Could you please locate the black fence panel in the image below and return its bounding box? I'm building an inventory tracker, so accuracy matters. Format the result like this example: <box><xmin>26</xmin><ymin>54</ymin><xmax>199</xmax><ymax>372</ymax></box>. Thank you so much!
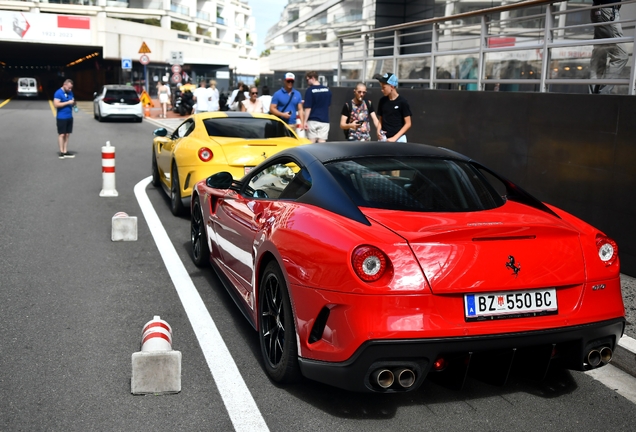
<box><xmin>328</xmin><ymin>87</ymin><xmax>636</xmax><ymax>276</ymax></box>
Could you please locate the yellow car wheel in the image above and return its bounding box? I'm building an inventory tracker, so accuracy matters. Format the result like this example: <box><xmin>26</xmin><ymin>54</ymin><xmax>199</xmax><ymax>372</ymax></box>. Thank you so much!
<box><xmin>170</xmin><ymin>164</ymin><xmax>184</xmax><ymax>216</ymax></box>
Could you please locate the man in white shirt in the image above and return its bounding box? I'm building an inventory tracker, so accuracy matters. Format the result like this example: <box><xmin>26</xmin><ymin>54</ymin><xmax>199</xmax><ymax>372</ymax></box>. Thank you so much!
<box><xmin>193</xmin><ymin>80</ymin><xmax>210</xmax><ymax>114</ymax></box>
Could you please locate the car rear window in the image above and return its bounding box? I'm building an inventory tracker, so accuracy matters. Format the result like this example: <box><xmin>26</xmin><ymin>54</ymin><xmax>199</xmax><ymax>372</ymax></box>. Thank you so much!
<box><xmin>104</xmin><ymin>89</ymin><xmax>140</xmax><ymax>104</ymax></box>
<box><xmin>203</xmin><ymin>117</ymin><xmax>295</xmax><ymax>139</ymax></box>
<box><xmin>326</xmin><ymin>157</ymin><xmax>504</xmax><ymax>212</ymax></box>
<box><xmin>19</xmin><ymin>78</ymin><xmax>36</xmax><ymax>88</ymax></box>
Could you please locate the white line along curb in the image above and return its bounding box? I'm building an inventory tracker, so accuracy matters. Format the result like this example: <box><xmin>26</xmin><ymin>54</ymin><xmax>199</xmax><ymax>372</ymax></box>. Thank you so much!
<box><xmin>134</xmin><ymin>177</ymin><xmax>269</xmax><ymax>432</ymax></box>
<box><xmin>619</xmin><ymin>335</ymin><xmax>636</xmax><ymax>353</ymax></box>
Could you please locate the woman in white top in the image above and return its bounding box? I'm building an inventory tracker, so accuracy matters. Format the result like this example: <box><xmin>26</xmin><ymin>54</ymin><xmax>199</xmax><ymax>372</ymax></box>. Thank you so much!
<box><xmin>259</xmin><ymin>86</ymin><xmax>272</xmax><ymax>114</ymax></box>
<box><xmin>208</xmin><ymin>80</ymin><xmax>220</xmax><ymax>112</ymax></box>
<box><xmin>157</xmin><ymin>81</ymin><xmax>171</xmax><ymax>118</ymax></box>
<box><xmin>240</xmin><ymin>86</ymin><xmax>264</xmax><ymax>113</ymax></box>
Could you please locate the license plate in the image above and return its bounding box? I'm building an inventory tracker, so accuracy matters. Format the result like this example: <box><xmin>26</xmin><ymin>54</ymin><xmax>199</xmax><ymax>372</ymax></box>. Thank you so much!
<box><xmin>464</xmin><ymin>288</ymin><xmax>557</xmax><ymax>321</ymax></box>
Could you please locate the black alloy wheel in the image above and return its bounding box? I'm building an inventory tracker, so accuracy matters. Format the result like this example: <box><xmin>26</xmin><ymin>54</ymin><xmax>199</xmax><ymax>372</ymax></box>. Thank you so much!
<box><xmin>259</xmin><ymin>261</ymin><xmax>301</xmax><ymax>383</ymax></box>
<box><xmin>190</xmin><ymin>197</ymin><xmax>210</xmax><ymax>267</ymax></box>
<box><xmin>170</xmin><ymin>164</ymin><xmax>184</xmax><ymax>216</ymax></box>
<box><xmin>151</xmin><ymin>150</ymin><xmax>160</xmax><ymax>187</ymax></box>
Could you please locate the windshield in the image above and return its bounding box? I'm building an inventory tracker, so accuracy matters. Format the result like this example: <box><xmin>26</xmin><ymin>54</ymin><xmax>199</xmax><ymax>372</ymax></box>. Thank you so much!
<box><xmin>203</xmin><ymin>117</ymin><xmax>295</xmax><ymax>139</ymax></box>
<box><xmin>326</xmin><ymin>157</ymin><xmax>504</xmax><ymax>212</ymax></box>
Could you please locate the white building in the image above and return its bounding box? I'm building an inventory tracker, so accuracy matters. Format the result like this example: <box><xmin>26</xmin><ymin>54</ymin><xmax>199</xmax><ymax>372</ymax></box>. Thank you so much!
<box><xmin>0</xmin><ymin>0</ymin><xmax>259</xmax><ymax>95</ymax></box>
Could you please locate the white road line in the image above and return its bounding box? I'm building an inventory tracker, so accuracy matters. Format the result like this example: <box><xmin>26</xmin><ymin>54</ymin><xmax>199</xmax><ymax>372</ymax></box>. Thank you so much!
<box><xmin>134</xmin><ymin>176</ymin><xmax>269</xmax><ymax>432</ymax></box>
<box><xmin>585</xmin><ymin>364</ymin><xmax>636</xmax><ymax>404</ymax></box>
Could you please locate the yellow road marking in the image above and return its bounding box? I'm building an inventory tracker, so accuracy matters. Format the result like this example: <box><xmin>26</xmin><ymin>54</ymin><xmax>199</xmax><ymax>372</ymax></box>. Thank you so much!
<box><xmin>48</xmin><ymin>99</ymin><xmax>56</xmax><ymax>117</ymax></box>
<box><xmin>0</xmin><ymin>97</ymin><xmax>12</xmax><ymax>108</ymax></box>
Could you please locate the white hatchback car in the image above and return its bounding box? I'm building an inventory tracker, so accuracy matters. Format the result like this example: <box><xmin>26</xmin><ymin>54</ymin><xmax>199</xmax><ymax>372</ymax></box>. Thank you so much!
<box><xmin>93</xmin><ymin>85</ymin><xmax>143</xmax><ymax>122</ymax></box>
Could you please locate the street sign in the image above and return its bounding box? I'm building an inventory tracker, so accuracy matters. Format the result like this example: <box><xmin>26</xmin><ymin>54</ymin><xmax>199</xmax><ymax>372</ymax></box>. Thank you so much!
<box><xmin>171</xmin><ymin>64</ymin><xmax>182</xmax><ymax>74</ymax></box>
<box><xmin>139</xmin><ymin>42</ymin><xmax>151</xmax><ymax>54</ymax></box>
<box><xmin>121</xmin><ymin>58</ymin><xmax>132</xmax><ymax>70</ymax></box>
<box><xmin>170</xmin><ymin>51</ymin><xmax>184</xmax><ymax>65</ymax></box>
<box><xmin>139</xmin><ymin>54</ymin><xmax>150</xmax><ymax>65</ymax></box>
<box><xmin>171</xmin><ymin>73</ymin><xmax>182</xmax><ymax>84</ymax></box>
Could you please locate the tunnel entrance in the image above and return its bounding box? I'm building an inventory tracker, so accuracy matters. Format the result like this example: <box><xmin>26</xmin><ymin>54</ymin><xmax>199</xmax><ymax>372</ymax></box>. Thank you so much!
<box><xmin>0</xmin><ymin>41</ymin><xmax>110</xmax><ymax>100</ymax></box>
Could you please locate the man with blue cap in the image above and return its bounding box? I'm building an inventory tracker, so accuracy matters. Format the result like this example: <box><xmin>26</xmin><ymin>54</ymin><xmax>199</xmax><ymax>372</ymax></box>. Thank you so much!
<box><xmin>374</xmin><ymin>72</ymin><xmax>411</xmax><ymax>142</ymax></box>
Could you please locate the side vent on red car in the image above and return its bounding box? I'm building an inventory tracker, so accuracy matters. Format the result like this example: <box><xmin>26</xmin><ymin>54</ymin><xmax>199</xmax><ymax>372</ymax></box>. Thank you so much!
<box><xmin>308</xmin><ymin>307</ymin><xmax>331</xmax><ymax>344</ymax></box>
<box><xmin>596</xmin><ymin>234</ymin><xmax>618</xmax><ymax>266</ymax></box>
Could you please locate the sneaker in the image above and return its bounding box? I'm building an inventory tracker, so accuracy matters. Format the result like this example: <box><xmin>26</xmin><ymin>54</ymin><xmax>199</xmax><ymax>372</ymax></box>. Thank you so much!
<box><xmin>63</xmin><ymin>152</ymin><xmax>75</xmax><ymax>159</ymax></box>
<box><xmin>59</xmin><ymin>152</ymin><xmax>65</xmax><ymax>159</ymax></box>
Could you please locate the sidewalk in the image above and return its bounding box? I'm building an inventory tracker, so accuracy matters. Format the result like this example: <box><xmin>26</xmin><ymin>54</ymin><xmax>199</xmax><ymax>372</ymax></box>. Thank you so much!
<box><xmin>144</xmin><ymin>97</ymin><xmax>188</xmax><ymax>131</ymax></box>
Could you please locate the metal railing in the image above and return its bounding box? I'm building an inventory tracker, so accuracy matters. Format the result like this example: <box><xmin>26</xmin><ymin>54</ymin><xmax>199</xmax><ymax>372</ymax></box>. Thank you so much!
<box><xmin>338</xmin><ymin>0</ymin><xmax>636</xmax><ymax>95</ymax></box>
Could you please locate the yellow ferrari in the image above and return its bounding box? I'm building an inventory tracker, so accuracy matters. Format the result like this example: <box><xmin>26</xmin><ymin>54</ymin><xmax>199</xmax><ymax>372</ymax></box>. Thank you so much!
<box><xmin>151</xmin><ymin>112</ymin><xmax>310</xmax><ymax>215</ymax></box>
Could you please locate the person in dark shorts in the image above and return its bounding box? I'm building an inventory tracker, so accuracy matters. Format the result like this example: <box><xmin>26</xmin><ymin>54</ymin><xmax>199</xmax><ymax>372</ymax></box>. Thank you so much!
<box><xmin>53</xmin><ymin>79</ymin><xmax>76</xmax><ymax>159</ymax></box>
<box><xmin>374</xmin><ymin>72</ymin><xmax>411</xmax><ymax>142</ymax></box>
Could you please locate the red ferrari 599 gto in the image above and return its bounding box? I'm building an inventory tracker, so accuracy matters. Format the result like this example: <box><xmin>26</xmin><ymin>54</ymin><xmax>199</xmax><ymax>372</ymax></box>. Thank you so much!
<box><xmin>190</xmin><ymin>142</ymin><xmax>624</xmax><ymax>393</ymax></box>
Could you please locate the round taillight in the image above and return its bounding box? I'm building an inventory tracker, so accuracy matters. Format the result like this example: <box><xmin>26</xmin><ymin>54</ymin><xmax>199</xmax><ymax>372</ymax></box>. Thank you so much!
<box><xmin>351</xmin><ymin>245</ymin><xmax>388</xmax><ymax>282</ymax></box>
<box><xmin>596</xmin><ymin>234</ymin><xmax>618</xmax><ymax>266</ymax></box>
<box><xmin>198</xmin><ymin>147</ymin><xmax>213</xmax><ymax>162</ymax></box>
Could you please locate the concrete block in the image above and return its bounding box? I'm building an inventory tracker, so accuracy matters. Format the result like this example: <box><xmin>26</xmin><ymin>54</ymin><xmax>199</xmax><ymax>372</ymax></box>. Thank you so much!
<box><xmin>112</xmin><ymin>215</ymin><xmax>138</xmax><ymax>241</ymax></box>
<box><xmin>612</xmin><ymin>335</ymin><xmax>636</xmax><ymax>378</ymax></box>
<box><xmin>131</xmin><ymin>350</ymin><xmax>182</xmax><ymax>395</ymax></box>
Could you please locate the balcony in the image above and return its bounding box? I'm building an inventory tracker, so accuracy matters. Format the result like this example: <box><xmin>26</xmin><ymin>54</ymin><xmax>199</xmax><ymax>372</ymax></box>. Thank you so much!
<box><xmin>170</xmin><ymin>3</ymin><xmax>190</xmax><ymax>16</ymax></box>
<box><xmin>197</xmin><ymin>11</ymin><xmax>210</xmax><ymax>21</ymax></box>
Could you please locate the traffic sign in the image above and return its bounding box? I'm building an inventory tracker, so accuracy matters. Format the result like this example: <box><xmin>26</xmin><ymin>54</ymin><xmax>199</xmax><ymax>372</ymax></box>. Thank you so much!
<box><xmin>139</xmin><ymin>42</ymin><xmax>151</xmax><ymax>54</ymax></box>
<box><xmin>139</xmin><ymin>54</ymin><xmax>150</xmax><ymax>65</ymax></box>
<box><xmin>171</xmin><ymin>64</ymin><xmax>182</xmax><ymax>74</ymax></box>
<box><xmin>171</xmin><ymin>73</ymin><xmax>182</xmax><ymax>84</ymax></box>
<box><xmin>170</xmin><ymin>51</ymin><xmax>184</xmax><ymax>65</ymax></box>
<box><xmin>121</xmin><ymin>58</ymin><xmax>132</xmax><ymax>70</ymax></box>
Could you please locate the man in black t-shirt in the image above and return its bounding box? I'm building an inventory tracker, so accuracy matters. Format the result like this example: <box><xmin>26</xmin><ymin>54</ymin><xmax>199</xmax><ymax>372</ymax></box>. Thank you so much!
<box><xmin>374</xmin><ymin>73</ymin><xmax>411</xmax><ymax>142</ymax></box>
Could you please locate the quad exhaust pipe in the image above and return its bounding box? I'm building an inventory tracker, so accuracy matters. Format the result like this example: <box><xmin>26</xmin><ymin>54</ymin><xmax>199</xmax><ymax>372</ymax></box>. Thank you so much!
<box><xmin>586</xmin><ymin>347</ymin><xmax>613</xmax><ymax>369</ymax></box>
<box><xmin>371</xmin><ymin>367</ymin><xmax>416</xmax><ymax>390</ymax></box>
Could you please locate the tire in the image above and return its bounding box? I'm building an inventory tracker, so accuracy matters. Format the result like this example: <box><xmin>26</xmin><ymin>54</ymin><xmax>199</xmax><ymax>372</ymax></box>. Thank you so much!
<box><xmin>190</xmin><ymin>196</ymin><xmax>210</xmax><ymax>267</ymax></box>
<box><xmin>170</xmin><ymin>164</ymin><xmax>184</xmax><ymax>216</ymax></box>
<box><xmin>97</xmin><ymin>108</ymin><xmax>103</xmax><ymax>122</ymax></box>
<box><xmin>151</xmin><ymin>149</ymin><xmax>160</xmax><ymax>187</ymax></box>
<box><xmin>93</xmin><ymin>109</ymin><xmax>98</xmax><ymax>120</ymax></box>
<box><xmin>259</xmin><ymin>261</ymin><xmax>301</xmax><ymax>384</ymax></box>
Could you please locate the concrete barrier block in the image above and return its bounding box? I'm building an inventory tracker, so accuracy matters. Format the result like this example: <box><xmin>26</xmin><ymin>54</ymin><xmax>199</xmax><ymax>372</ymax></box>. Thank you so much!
<box><xmin>131</xmin><ymin>350</ymin><xmax>182</xmax><ymax>395</ymax></box>
<box><xmin>112</xmin><ymin>215</ymin><xmax>138</xmax><ymax>241</ymax></box>
<box><xmin>612</xmin><ymin>335</ymin><xmax>636</xmax><ymax>378</ymax></box>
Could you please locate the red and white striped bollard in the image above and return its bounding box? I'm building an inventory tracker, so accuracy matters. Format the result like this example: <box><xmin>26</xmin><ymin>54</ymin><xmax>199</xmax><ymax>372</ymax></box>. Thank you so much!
<box><xmin>99</xmin><ymin>141</ymin><xmax>118</xmax><ymax>197</ymax></box>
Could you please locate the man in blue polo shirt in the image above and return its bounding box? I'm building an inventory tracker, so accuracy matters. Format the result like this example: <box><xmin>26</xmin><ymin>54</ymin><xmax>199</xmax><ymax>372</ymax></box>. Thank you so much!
<box><xmin>269</xmin><ymin>72</ymin><xmax>303</xmax><ymax>128</ymax></box>
<box><xmin>53</xmin><ymin>79</ymin><xmax>76</xmax><ymax>159</ymax></box>
<box><xmin>303</xmin><ymin>71</ymin><xmax>332</xmax><ymax>142</ymax></box>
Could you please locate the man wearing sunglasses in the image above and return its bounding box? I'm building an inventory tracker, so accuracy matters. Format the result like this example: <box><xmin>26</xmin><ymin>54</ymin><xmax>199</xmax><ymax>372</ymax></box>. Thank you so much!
<box><xmin>270</xmin><ymin>72</ymin><xmax>304</xmax><ymax>128</ymax></box>
<box><xmin>340</xmin><ymin>83</ymin><xmax>379</xmax><ymax>141</ymax></box>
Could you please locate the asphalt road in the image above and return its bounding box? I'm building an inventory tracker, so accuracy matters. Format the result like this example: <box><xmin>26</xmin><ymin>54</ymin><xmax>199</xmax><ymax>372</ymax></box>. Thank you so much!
<box><xmin>1</xmin><ymin>98</ymin><xmax>636</xmax><ymax>431</ymax></box>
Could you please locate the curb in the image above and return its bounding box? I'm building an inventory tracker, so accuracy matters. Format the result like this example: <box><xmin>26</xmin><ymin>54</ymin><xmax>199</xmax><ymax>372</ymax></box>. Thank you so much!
<box><xmin>612</xmin><ymin>335</ymin><xmax>636</xmax><ymax>377</ymax></box>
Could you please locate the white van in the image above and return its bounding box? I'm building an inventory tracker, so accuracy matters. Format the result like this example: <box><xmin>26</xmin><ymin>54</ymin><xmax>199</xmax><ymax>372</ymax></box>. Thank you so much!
<box><xmin>17</xmin><ymin>77</ymin><xmax>39</xmax><ymax>98</ymax></box>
